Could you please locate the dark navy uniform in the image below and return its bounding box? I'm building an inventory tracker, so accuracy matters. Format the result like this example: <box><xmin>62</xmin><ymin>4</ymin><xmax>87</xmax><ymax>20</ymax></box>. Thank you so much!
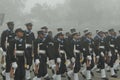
<box><xmin>106</xmin><ymin>35</ymin><xmax>118</xmax><ymax>67</ymax></box>
<box><xmin>81</xmin><ymin>34</ymin><xmax>95</xmax><ymax>80</ymax></box>
<box><xmin>54</xmin><ymin>38</ymin><xmax>67</xmax><ymax>75</ymax></box>
<box><xmin>94</xmin><ymin>32</ymin><xmax>108</xmax><ymax>80</ymax></box>
<box><xmin>34</xmin><ymin>35</ymin><xmax>50</xmax><ymax>79</ymax></box>
<box><xmin>9</xmin><ymin>36</ymin><xmax>26</xmax><ymax>80</ymax></box>
<box><xmin>70</xmin><ymin>39</ymin><xmax>82</xmax><ymax>73</ymax></box>
<box><xmin>105</xmin><ymin>29</ymin><xmax>118</xmax><ymax>78</ymax></box>
<box><xmin>1</xmin><ymin>28</ymin><xmax>15</xmax><ymax>80</ymax></box>
<box><xmin>24</xmin><ymin>30</ymin><xmax>35</xmax><ymax>68</ymax></box>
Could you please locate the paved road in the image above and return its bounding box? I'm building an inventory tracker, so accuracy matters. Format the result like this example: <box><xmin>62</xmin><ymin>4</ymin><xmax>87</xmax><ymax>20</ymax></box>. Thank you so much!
<box><xmin>0</xmin><ymin>57</ymin><xmax>120</xmax><ymax>80</ymax></box>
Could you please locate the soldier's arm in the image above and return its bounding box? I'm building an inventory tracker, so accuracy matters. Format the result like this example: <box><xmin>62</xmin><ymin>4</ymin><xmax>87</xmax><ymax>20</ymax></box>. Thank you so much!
<box><xmin>8</xmin><ymin>39</ymin><xmax>16</xmax><ymax>62</ymax></box>
<box><xmin>1</xmin><ymin>31</ymin><xmax>7</xmax><ymax>51</ymax></box>
<box><xmin>33</xmin><ymin>40</ymin><xmax>39</xmax><ymax>61</ymax></box>
<box><xmin>32</xmin><ymin>32</ymin><xmax>35</xmax><ymax>40</ymax></box>
<box><xmin>54</xmin><ymin>41</ymin><xmax>60</xmax><ymax>58</ymax></box>
<box><xmin>104</xmin><ymin>36</ymin><xmax>110</xmax><ymax>52</ymax></box>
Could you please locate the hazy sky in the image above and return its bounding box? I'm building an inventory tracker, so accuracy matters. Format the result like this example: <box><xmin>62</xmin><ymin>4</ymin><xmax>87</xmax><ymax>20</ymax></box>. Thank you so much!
<box><xmin>22</xmin><ymin>0</ymin><xmax>65</xmax><ymax>13</ymax></box>
<box><xmin>0</xmin><ymin>0</ymin><xmax>120</xmax><ymax>35</ymax></box>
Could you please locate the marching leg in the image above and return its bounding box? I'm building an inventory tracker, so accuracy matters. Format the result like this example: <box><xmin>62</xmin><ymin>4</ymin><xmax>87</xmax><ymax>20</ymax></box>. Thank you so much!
<box><xmin>101</xmin><ymin>69</ymin><xmax>108</xmax><ymax>80</ymax></box>
<box><xmin>86</xmin><ymin>70</ymin><xmax>91</xmax><ymax>80</ymax></box>
<box><xmin>74</xmin><ymin>73</ymin><xmax>79</xmax><ymax>80</ymax></box>
<box><xmin>25</xmin><ymin>69</ymin><xmax>31</xmax><ymax>80</ymax></box>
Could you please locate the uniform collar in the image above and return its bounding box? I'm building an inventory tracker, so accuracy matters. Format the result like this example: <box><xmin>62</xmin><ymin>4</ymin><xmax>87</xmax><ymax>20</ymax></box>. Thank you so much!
<box><xmin>57</xmin><ymin>38</ymin><xmax>64</xmax><ymax>43</ymax></box>
<box><xmin>15</xmin><ymin>36</ymin><xmax>23</xmax><ymax>42</ymax></box>
<box><xmin>26</xmin><ymin>30</ymin><xmax>32</xmax><ymax>34</ymax></box>
<box><xmin>7</xmin><ymin>29</ymin><xmax>13</xmax><ymax>32</ymax></box>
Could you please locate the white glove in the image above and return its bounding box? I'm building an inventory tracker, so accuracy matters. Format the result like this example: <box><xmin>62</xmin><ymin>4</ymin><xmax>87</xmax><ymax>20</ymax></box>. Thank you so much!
<box><xmin>66</xmin><ymin>59</ymin><xmax>71</xmax><ymax>67</ymax></box>
<box><xmin>87</xmin><ymin>56</ymin><xmax>92</xmax><ymax>60</ymax></box>
<box><xmin>115</xmin><ymin>49</ymin><xmax>118</xmax><ymax>53</ymax></box>
<box><xmin>0</xmin><ymin>47</ymin><xmax>3</xmax><ymax>53</ymax></box>
<box><xmin>35</xmin><ymin>59</ymin><xmax>40</xmax><ymax>65</ymax></box>
<box><xmin>101</xmin><ymin>52</ymin><xmax>104</xmax><ymax>57</ymax></box>
<box><xmin>108</xmin><ymin>51</ymin><xmax>112</xmax><ymax>57</ymax></box>
<box><xmin>2</xmin><ymin>51</ymin><xmax>6</xmax><ymax>56</ymax></box>
<box><xmin>96</xmin><ymin>56</ymin><xmax>100</xmax><ymax>59</ymax></box>
<box><xmin>12</xmin><ymin>62</ymin><xmax>18</xmax><ymax>69</ymax></box>
<box><xmin>71</xmin><ymin>57</ymin><xmax>75</xmax><ymax>63</ymax></box>
<box><xmin>57</xmin><ymin>58</ymin><xmax>61</xmax><ymax>63</ymax></box>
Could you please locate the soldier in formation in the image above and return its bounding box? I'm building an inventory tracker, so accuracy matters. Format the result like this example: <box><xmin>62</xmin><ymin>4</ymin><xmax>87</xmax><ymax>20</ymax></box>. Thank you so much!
<box><xmin>0</xmin><ymin>22</ymin><xmax>120</xmax><ymax>80</ymax></box>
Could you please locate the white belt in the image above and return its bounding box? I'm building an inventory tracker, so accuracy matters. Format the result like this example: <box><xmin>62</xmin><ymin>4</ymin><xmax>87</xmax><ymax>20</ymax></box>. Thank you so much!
<box><xmin>74</xmin><ymin>50</ymin><xmax>80</xmax><ymax>53</ymax></box>
<box><xmin>83</xmin><ymin>48</ymin><xmax>86</xmax><ymax>51</ymax></box>
<box><xmin>15</xmin><ymin>50</ymin><xmax>24</xmax><ymax>56</ymax></box>
<box><xmin>26</xmin><ymin>44</ymin><xmax>32</xmax><ymax>48</ymax></box>
<box><xmin>110</xmin><ymin>44</ymin><xmax>115</xmax><ymax>48</ymax></box>
<box><xmin>99</xmin><ymin>46</ymin><xmax>105</xmax><ymax>49</ymax></box>
<box><xmin>38</xmin><ymin>50</ymin><xmax>46</xmax><ymax>54</ymax></box>
<box><xmin>89</xmin><ymin>48</ymin><xmax>92</xmax><ymax>51</ymax></box>
<box><xmin>59</xmin><ymin>50</ymin><xmax>65</xmax><ymax>54</ymax></box>
<box><xmin>6</xmin><ymin>43</ymin><xmax>9</xmax><ymax>47</ymax></box>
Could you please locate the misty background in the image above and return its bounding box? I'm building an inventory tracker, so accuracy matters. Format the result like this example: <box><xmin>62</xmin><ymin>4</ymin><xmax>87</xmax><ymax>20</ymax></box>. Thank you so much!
<box><xmin>0</xmin><ymin>0</ymin><xmax>120</xmax><ymax>36</ymax></box>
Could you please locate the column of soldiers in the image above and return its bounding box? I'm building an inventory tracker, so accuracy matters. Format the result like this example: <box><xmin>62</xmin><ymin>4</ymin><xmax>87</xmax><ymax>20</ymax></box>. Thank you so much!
<box><xmin>0</xmin><ymin>21</ymin><xmax>120</xmax><ymax>80</ymax></box>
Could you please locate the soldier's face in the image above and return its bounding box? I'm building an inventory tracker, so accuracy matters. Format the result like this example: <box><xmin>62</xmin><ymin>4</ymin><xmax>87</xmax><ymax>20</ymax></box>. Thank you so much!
<box><xmin>73</xmin><ymin>34</ymin><xmax>79</xmax><ymax>40</ymax></box>
<box><xmin>39</xmin><ymin>34</ymin><xmax>44</xmax><ymax>38</ymax></box>
<box><xmin>45</xmin><ymin>29</ymin><xmax>48</xmax><ymax>33</ymax></box>
<box><xmin>59</xmin><ymin>35</ymin><xmax>64</xmax><ymax>39</ymax></box>
<box><xmin>109</xmin><ymin>31</ymin><xmax>114</xmax><ymax>35</ymax></box>
<box><xmin>27</xmin><ymin>26</ymin><xmax>32</xmax><ymax>30</ymax></box>
<box><xmin>48</xmin><ymin>32</ymin><xmax>52</xmax><ymax>37</ymax></box>
<box><xmin>87</xmin><ymin>34</ymin><xmax>92</xmax><ymax>39</ymax></box>
<box><xmin>16</xmin><ymin>32</ymin><xmax>24</xmax><ymax>38</ymax></box>
<box><xmin>8</xmin><ymin>24</ymin><xmax>14</xmax><ymax>30</ymax></box>
<box><xmin>99</xmin><ymin>33</ymin><xmax>104</xmax><ymax>37</ymax></box>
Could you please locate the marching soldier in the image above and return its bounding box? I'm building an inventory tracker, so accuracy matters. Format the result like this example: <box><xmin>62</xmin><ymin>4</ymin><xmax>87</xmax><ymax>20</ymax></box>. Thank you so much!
<box><xmin>105</xmin><ymin>29</ymin><xmax>118</xmax><ymax>78</ymax></box>
<box><xmin>81</xmin><ymin>31</ymin><xmax>95</xmax><ymax>80</ymax></box>
<box><xmin>67</xmin><ymin>29</ymin><xmax>82</xmax><ymax>80</ymax></box>
<box><xmin>1</xmin><ymin>22</ymin><xmax>15</xmax><ymax>80</ymax></box>
<box><xmin>8</xmin><ymin>28</ymin><xmax>25</xmax><ymax>80</ymax></box>
<box><xmin>94</xmin><ymin>31</ymin><xmax>108</xmax><ymax>80</ymax></box>
<box><xmin>34</xmin><ymin>30</ymin><xmax>50</xmax><ymax>80</ymax></box>
<box><xmin>117</xmin><ymin>30</ymin><xmax>120</xmax><ymax>55</ymax></box>
<box><xmin>41</xmin><ymin>26</ymin><xmax>57</xmax><ymax>78</ymax></box>
<box><xmin>53</xmin><ymin>30</ymin><xmax>67</xmax><ymax>80</ymax></box>
<box><xmin>24</xmin><ymin>23</ymin><xmax>35</xmax><ymax>80</ymax></box>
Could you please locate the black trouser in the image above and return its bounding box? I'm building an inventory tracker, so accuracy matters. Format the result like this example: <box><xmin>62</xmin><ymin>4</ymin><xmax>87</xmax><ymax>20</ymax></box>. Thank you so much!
<box><xmin>37</xmin><ymin>54</ymin><xmax>48</xmax><ymax>78</ymax></box>
<box><xmin>14</xmin><ymin>56</ymin><xmax>25</xmax><ymax>80</ymax></box>
<box><xmin>6</xmin><ymin>55</ymin><xmax>12</xmax><ymax>73</ymax></box>
<box><xmin>97</xmin><ymin>50</ymin><xmax>105</xmax><ymax>69</ymax></box>
<box><xmin>98</xmin><ymin>55</ymin><xmax>105</xmax><ymax>69</ymax></box>
<box><xmin>109</xmin><ymin>49</ymin><xmax>117</xmax><ymax>67</ymax></box>
<box><xmin>25</xmin><ymin>47</ymin><xmax>32</xmax><ymax>69</ymax></box>
<box><xmin>74</xmin><ymin>53</ymin><xmax>81</xmax><ymax>73</ymax></box>
<box><xmin>56</xmin><ymin>54</ymin><xmax>67</xmax><ymax>75</ymax></box>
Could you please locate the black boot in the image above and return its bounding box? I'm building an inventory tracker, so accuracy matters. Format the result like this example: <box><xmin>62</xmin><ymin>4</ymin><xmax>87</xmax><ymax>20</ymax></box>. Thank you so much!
<box><xmin>111</xmin><ymin>75</ymin><xmax>117</xmax><ymax>78</ymax></box>
<box><xmin>80</xmin><ymin>72</ymin><xmax>86</xmax><ymax>79</ymax></box>
<box><xmin>91</xmin><ymin>71</ymin><xmax>94</xmax><ymax>77</ymax></box>
<box><xmin>101</xmin><ymin>77</ymin><xmax>109</xmax><ymax>80</ymax></box>
<box><xmin>44</xmin><ymin>76</ymin><xmax>51</xmax><ymax>80</ymax></box>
